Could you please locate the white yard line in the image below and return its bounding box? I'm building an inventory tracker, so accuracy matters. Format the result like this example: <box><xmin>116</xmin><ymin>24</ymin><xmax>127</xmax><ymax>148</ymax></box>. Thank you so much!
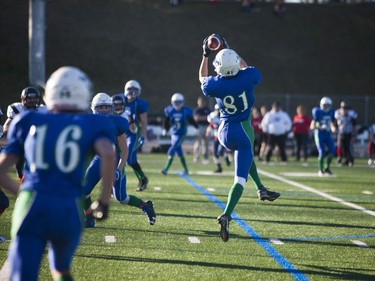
<box><xmin>0</xmin><ymin>258</ymin><xmax>10</xmax><ymax>281</ymax></box>
<box><xmin>258</xmin><ymin>169</ymin><xmax>375</xmax><ymax>217</ymax></box>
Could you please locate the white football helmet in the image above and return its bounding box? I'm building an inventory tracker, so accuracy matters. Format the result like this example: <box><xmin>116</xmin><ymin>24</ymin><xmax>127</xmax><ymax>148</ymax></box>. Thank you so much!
<box><xmin>213</xmin><ymin>49</ymin><xmax>240</xmax><ymax>77</ymax></box>
<box><xmin>171</xmin><ymin>93</ymin><xmax>184</xmax><ymax>110</ymax></box>
<box><xmin>124</xmin><ymin>80</ymin><xmax>141</xmax><ymax>99</ymax></box>
<box><xmin>44</xmin><ymin>66</ymin><xmax>92</xmax><ymax>111</ymax></box>
<box><xmin>91</xmin><ymin>92</ymin><xmax>113</xmax><ymax>115</ymax></box>
<box><xmin>320</xmin><ymin>96</ymin><xmax>332</xmax><ymax>112</ymax></box>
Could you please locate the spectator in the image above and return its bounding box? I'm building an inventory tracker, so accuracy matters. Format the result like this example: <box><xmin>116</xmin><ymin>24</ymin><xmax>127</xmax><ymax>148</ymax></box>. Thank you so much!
<box><xmin>258</xmin><ymin>105</ymin><xmax>269</xmax><ymax>161</ymax></box>
<box><xmin>193</xmin><ymin>96</ymin><xmax>211</xmax><ymax>164</ymax></box>
<box><xmin>334</xmin><ymin>101</ymin><xmax>358</xmax><ymax>166</ymax></box>
<box><xmin>161</xmin><ymin>93</ymin><xmax>198</xmax><ymax>176</ymax></box>
<box><xmin>292</xmin><ymin>105</ymin><xmax>312</xmax><ymax>162</ymax></box>
<box><xmin>368</xmin><ymin>123</ymin><xmax>375</xmax><ymax>166</ymax></box>
<box><xmin>311</xmin><ymin>96</ymin><xmax>336</xmax><ymax>176</ymax></box>
<box><xmin>251</xmin><ymin>107</ymin><xmax>263</xmax><ymax>159</ymax></box>
<box><xmin>261</xmin><ymin>102</ymin><xmax>292</xmax><ymax>163</ymax></box>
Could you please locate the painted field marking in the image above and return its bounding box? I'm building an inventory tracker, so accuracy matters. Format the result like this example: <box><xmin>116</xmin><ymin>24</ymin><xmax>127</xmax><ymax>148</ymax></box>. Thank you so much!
<box><xmin>0</xmin><ymin>259</ymin><xmax>10</xmax><ymax>281</ymax></box>
<box><xmin>105</xmin><ymin>235</ymin><xmax>116</xmax><ymax>243</ymax></box>
<box><xmin>258</xmin><ymin>169</ymin><xmax>375</xmax><ymax>217</ymax></box>
<box><xmin>188</xmin><ymin>237</ymin><xmax>201</xmax><ymax>244</ymax></box>
<box><xmin>362</xmin><ymin>190</ymin><xmax>373</xmax><ymax>195</ymax></box>
<box><xmin>270</xmin><ymin>239</ymin><xmax>285</xmax><ymax>245</ymax></box>
<box><xmin>153</xmin><ymin>186</ymin><xmax>162</xmax><ymax>191</ymax></box>
<box><xmin>351</xmin><ymin>240</ymin><xmax>369</xmax><ymax>247</ymax></box>
<box><xmin>181</xmin><ymin>174</ymin><xmax>309</xmax><ymax>281</ymax></box>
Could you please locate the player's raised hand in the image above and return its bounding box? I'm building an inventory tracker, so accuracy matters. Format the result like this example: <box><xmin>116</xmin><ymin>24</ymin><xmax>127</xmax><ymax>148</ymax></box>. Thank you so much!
<box><xmin>202</xmin><ymin>37</ymin><xmax>213</xmax><ymax>57</ymax></box>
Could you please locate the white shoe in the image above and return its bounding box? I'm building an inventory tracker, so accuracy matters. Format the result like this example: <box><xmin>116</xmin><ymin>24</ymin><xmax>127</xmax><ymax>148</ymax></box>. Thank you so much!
<box><xmin>318</xmin><ymin>171</ymin><xmax>324</xmax><ymax>177</ymax></box>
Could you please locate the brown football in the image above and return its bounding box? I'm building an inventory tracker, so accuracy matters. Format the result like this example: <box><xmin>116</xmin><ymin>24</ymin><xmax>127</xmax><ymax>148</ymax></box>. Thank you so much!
<box><xmin>207</xmin><ymin>35</ymin><xmax>221</xmax><ymax>51</ymax></box>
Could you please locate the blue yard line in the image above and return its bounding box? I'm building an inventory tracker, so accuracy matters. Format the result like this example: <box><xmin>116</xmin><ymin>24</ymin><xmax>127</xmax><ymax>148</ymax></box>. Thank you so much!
<box><xmin>181</xmin><ymin>174</ymin><xmax>310</xmax><ymax>281</ymax></box>
<box><xmin>282</xmin><ymin>233</ymin><xmax>375</xmax><ymax>242</ymax></box>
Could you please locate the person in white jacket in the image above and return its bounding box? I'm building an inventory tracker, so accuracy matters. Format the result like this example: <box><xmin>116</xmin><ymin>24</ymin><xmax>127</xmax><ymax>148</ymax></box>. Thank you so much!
<box><xmin>261</xmin><ymin>102</ymin><xmax>292</xmax><ymax>163</ymax></box>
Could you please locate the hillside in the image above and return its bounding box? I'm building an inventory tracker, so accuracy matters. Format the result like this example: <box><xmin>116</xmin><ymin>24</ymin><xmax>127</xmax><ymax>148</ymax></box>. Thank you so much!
<box><xmin>1</xmin><ymin>0</ymin><xmax>375</xmax><ymax>122</ymax></box>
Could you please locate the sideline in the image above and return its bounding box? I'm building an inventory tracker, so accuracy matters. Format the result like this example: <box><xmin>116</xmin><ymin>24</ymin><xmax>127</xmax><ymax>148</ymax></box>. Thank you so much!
<box><xmin>258</xmin><ymin>169</ymin><xmax>375</xmax><ymax>217</ymax></box>
<box><xmin>181</xmin><ymin>174</ymin><xmax>310</xmax><ymax>281</ymax></box>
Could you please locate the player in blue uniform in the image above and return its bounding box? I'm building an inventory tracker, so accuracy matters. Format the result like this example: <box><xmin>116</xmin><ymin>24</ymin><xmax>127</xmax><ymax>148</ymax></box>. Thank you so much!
<box><xmin>161</xmin><ymin>93</ymin><xmax>198</xmax><ymax>175</ymax></box>
<box><xmin>199</xmin><ymin>43</ymin><xmax>280</xmax><ymax>242</ymax></box>
<box><xmin>311</xmin><ymin>96</ymin><xmax>336</xmax><ymax>176</ymax></box>
<box><xmin>0</xmin><ymin>66</ymin><xmax>116</xmax><ymax>281</ymax></box>
<box><xmin>118</xmin><ymin>80</ymin><xmax>149</xmax><ymax>191</ymax></box>
<box><xmin>83</xmin><ymin>93</ymin><xmax>156</xmax><ymax>227</ymax></box>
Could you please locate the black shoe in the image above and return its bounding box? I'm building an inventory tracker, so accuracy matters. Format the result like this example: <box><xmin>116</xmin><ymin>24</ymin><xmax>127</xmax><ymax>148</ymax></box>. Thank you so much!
<box><xmin>217</xmin><ymin>214</ymin><xmax>231</xmax><ymax>242</ymax></box>
<box><xmin>214</xmin><ymin>168</ymin><xmax>222</xmax><ymax>173</ymax></box>
<box><xmin>136</xmin><ymin>177</ymin><xmax>149</xmax><ymax>191</ymax></box>
<box><xmin>324</xmin><ymin>168</ymin><xmax>333</xmax><ymax>176</ymax></box>
<box><xmin>142</xmin><ymin>201</ymin><xmax>156</xmax><ymax>225</ymax></box>
<box><xmin>225</xmin><ymin>157</ymin><xmax>231</xmax><ymax>167</ymax></box>
<box><xmin>257</xmin><ymin>186</ymin><xmax>280</xmax><ymax>201</ymax></box>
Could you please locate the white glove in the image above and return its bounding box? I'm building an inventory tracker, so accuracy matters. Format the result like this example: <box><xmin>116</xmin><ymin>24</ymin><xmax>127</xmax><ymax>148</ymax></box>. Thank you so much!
<box><xmin>162</xmin><ymin>129</ymin><xmax>167</xmax><ymax>136</ymax></box>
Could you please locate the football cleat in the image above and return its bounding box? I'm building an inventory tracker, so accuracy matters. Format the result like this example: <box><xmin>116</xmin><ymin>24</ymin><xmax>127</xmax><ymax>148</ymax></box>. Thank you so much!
<box><xmin>142</xmin><ymin>201</ymin><xmax>156</xmax><ymax>225</ymax></box>
<box><xmin>324</xmin><ymin>168</ymin><xmax>333</xmax><ymax>176</ymax></box>
<box><xmin>161</xmin><ymin>169</ymin><xmax>168</xmax><ymax>175</ymax></box>
<box><xmin>217</xmin><ymin>214</ymin><xmax>232</xmax><ymax>242</ymax></box>
<box><xmin>136</xmin><ymin>177</ymin><xmax>149</xmax><ymax>192</ymax></box>
<box><xmin>181</xmin><ymin>170</ymin><xmax>189</xmax><ymax>176</ymax></box>
<box><xmin>257</xmin><ymin>186</ymin><xmax>280</xmax><ymax>201</ymax></box>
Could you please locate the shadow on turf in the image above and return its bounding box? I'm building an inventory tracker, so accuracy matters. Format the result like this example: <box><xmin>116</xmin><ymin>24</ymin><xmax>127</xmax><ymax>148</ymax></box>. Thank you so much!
<box><xmin>75</xmin><ymin>253</ymin><xmax>375</xmax><ymax>280</ymax></box>
<box><xmin>247</xmin><ymin>218</ymin><xmax>374</xmax><ymax>230</ymax></box>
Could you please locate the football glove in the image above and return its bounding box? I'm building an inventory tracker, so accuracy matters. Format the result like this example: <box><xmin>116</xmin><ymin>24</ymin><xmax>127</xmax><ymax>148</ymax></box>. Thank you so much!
<box><xmin>202</xmin><ymin>37</ymin><xmax>212</xmax><ymax>57</ymax></box>
<box><xmin>89</xmin><ymin>200</ymin><xmax>109</xmax><ymax>220</ymax></box>
<box><xmin>212</xmin><ymin>33</ymin><xmax>229</xmax><ymax>49</ymax></box>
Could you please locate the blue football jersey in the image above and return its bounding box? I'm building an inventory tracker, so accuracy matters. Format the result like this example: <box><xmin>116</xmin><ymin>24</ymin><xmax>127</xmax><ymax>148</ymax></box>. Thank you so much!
<box><xmin>164</xmin><ymin>105</ymin><xmax>193</xmax><ymax>136</ymax></box>
<box><xmin>201</xmin><ymin>66</ymin><xmax>261</xmax><ymax>123</ymax></box>
<box><xmin>312</xmin><ymin>107</ymin><xmax>335</xmax><ymax>134</ymax></box>
<box><xmin>4</xmin><ymin>111</ymin><xmax>116</xmax><ymax>197</ymax></box>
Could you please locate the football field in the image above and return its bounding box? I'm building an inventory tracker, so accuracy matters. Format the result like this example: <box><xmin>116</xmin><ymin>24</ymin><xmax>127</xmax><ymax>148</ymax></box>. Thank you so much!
<box><xmin>1</xmin><ymin>153</ymin><xmax>374</xmax><ymax>280</ymax></box>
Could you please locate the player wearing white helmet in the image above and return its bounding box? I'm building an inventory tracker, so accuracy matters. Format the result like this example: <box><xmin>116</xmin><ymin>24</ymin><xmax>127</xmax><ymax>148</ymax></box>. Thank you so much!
<box><xmin>311</xmin><ymin>96</ymin><xmax>337</xmax><ymax>176</ymax></box>
<box><xmin>82</xmin><ymin>92</ymin><xmax>156</xmax><ymax>228</ymax></box>
<box><xmin>121</xmin><ymin>80</ymin><xmax>149</xmax><ymax>191</ymax></box>
<box><xmin>161</xmin><ymin>93</ymin><xmax>198</xmax><ymax>176</ymax></box>
<box><xmin>199</xmin><ymin>37</ymin><xmax>280</xmax><ymax>242</ymax></box>
<box><xmin>3</xmin><ymin>87</ymin><xmax>48</xmax><ymax>180</ymax></box>
<box><xmin>0</xmin><ymin>66</ymin><xmax>116</xmax><ymax>280</ymax></box>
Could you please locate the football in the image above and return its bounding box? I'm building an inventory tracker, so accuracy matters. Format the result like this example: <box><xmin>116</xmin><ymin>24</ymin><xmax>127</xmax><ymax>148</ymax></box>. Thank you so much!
<box><xmin>207</xmin><ymin>35</ymin><xmax>221</xmax><ymax>51</ymax></box>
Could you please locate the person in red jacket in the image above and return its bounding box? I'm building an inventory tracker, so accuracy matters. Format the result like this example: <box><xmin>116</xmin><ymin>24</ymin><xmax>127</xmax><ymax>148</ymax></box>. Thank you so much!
<box><xmin>251</xmin><ymin>107</ymin><xmax>263</xmax><ymax>160</ymax></box>
<box><xmin>292</xmin><ymin>105</ymin><xmax>312</xmax><ymax>162</ymax></box>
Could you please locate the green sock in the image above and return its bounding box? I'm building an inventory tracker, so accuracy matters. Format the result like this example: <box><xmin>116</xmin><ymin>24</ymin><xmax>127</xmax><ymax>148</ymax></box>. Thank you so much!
<box><xmin>127</xmin><ymin>195</ymin><xmax>143</xmax><ymax>207</ymax></box>
<box><xmin>224</xmin><ymin>183</ymin><xmax>244</xmax><ymax>215</ymax></box>
<box><xmin>249</xmin><ymin>161</ymin><xmax>263</xmax><ymax>190</ymax></box>
<box><xmin>318</xmin><ymin>157</ymin><xmax>324</xmax><ymax>172</ymax></box>
<box><xmin>326</xmin><ymin>155</ymin><xmax>333</xmax><ymax>169</ymax></box>
<box><xmin>163</xmin><ymin>156</ymin><xmax>174</xmax><ymax>171</ymax></box>
<box><xmin>180</xmin><ymin>156</ymin><xmax>188</xmax><ymax>171</ymax></box>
